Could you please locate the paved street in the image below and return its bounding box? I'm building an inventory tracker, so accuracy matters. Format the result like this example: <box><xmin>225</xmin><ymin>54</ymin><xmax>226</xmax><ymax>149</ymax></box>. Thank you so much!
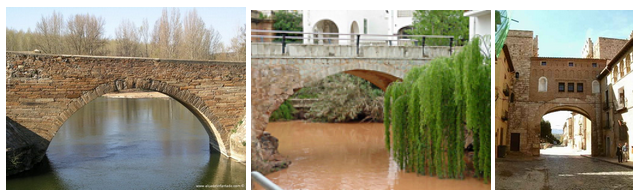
<box><xmin>496</xmin><ymin>146</ymin><xmax>633</xmax><ymax>190</ymax></box>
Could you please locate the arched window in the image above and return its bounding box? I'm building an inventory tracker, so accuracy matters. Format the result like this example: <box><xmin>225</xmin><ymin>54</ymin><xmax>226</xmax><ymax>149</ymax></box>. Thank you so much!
<box><xmin>538</xmin><ymin>77</ymin><xmax>548</xmax><ymax>92</ymax></box>
<box><xmin>592</xmin><ymin>80</ymin><xmax>600</xmax><ymax>94</ymax></box>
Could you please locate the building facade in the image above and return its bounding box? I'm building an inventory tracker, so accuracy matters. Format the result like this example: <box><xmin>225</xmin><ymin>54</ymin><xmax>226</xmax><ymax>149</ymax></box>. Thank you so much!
<box><xmin>504</xmin><ymin>30</ymin><xmax>623</xmax><ymax>156</ymax></box>
<box><xmin>562</xmin><ymin>113</ymin><xmax>592</xmax><ymax>152</ymax></box>
<box><xmin>597</xmin><ymin>36</ymin><xmax>633</xmax><ymax>160</ymax></box>
<box><xmin>302</xmin><ymin>10</ymin><xmax>415</xmax><ymax>45</ymax></box>
<box><xmin>496</xmin><ymin>44</ymin><xmax>515</xmax><ymax>154</ymax></box>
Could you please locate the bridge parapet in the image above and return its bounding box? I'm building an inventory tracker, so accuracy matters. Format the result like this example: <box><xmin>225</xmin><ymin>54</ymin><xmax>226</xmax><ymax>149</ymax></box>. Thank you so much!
<box><xmin>252</xmin><ymin>42</ymin><xmax>460</xmax><ymax>58</ymax></box>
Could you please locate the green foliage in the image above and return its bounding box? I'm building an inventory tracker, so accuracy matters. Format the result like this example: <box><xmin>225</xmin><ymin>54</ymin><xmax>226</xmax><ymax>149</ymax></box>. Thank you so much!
<box><xmin>272</xmin><ymin>11</ymin><xmax>302</xmax><ymax>43</ymax></box>
<box><xmin>385</xmin><ymin>37</ymin><xmax>490</xmax><ymax>182</ymax></box>
<box><xmin>269</xmin><ymin>100</ymin><xmax>296</xmax><ymax>122</ymax></box>
<box><xmin>304</xmin><ymin>73</ymin><xmax>384</xmax><ymax>123</ymax></box>
<box><xmin>540</xmin><ymin>120</ymin><xmax>560</xmax><ymax>144</ymax></box>
<box><xmin>407</xmin><ymin>10</ymin><xmax>469</xmax><ymax>46</ymax></box>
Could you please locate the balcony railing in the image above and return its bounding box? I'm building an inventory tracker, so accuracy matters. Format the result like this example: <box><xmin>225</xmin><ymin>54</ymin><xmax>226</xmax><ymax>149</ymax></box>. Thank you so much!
<box><xmin>501</xmin><ymin>111</ymin><xmax>508</xmax><ymax>122</ymax></box>
<box><xmin>603</xmin><ymin>101</ymin><xmax>610</xmax><ymax>110</ymax></box>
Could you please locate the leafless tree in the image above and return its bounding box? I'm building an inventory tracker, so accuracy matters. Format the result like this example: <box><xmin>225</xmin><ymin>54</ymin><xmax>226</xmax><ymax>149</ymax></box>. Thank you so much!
<box><xmin>228</xmin><ymin>24</ymin><xmax>246</xmax><ymax>61</ymax></box>
<box><xmin>115</xmin><ymin>19</ymin><xmax>141</xmax><ymax>57</ymax></box>
<box><xmin>66</xmin><ymin>13</ymin><xmax>106</xmax><ymax>55</ymax></box>
<box><xmin>35</xmin><ymin>11</ymin><xmax>64</xmax><ymax>53</ymax></box>
<box><xmin>182</xmin><ymin>8</ymin><xmax>222</xmax><ymax>60</ymax></box>
<box><xmin>139</xmin><ymin>18</ymin><xmax>150</xmax><ymax>57</ymax></box>
<box><xmin>151</xmin><ymin>8</ymin><xmax>183</xmax><ymax>59</ymax></box>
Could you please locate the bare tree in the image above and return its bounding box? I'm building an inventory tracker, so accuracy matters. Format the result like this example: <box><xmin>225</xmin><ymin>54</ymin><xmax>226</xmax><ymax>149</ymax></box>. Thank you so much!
<box><xmin>152</xmin><ymin>8</ymin><xmax>182</xmax><ymax>58</ymax></box>
<box><xmin>35</xmin><ymin>11</ymin><xmax>64</xmax><ymax>53</ymax></box>
<box><xmin>115</xmin><ymin>19</ymin><xmax>140</xmax><ymax>57</ymax></box>
<box><xmin>228</xmin><ymin>24</ymin><xmax>246</xmax><ymax>61</ymax></box>
<box><xmin>139</xmin><ymin>18</ymin><xmax>150</xmax><ymax>57</ymax></box>
<box><xmin>182</xmin><ymin>8</ymin><xmax>222</xmax><ymax>60</ymax></box>
<box><xmin>66</xmin><ymin>13</ymin><xmax>106</xmax><ymax>55</ymax></box>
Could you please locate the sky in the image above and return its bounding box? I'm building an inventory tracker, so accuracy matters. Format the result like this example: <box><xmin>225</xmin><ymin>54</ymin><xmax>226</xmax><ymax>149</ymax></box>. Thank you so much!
<box><xmin>5</xmin><ymin>7</ymin><xmax>246</xmax><ymax>46</ymax></box>
<box><xmin>508</xmin><ymin>10</ymin><xmax>633</xmax><ymax>58</ymax></box>
<box><xmin>543</xmin><ymin>111</ymin><xmax>572</xmax><ymax>134</ymax></box>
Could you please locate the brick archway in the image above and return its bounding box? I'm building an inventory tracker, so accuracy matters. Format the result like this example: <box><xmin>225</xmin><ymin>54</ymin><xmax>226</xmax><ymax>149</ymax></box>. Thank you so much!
<box><xmin>528</xmin><ymin>99</ymin><xmax>598</xmax><ymax>155</ymax></box>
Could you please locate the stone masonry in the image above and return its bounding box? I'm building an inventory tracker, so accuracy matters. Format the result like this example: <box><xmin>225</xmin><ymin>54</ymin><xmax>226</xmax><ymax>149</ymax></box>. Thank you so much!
<box><xmin>6</xmin><ymin>52</ymin><xmax>246</xmax><ymax>175</ymax></box>
<box><xmin>250</xmin><ymin>43</ymin><xmax>455</xmax><ymax>173</ymax></box>
<box><xmin>505</xmin><ymin>30</ymin><xmax>624</xmax><ymax>156</ymax></box>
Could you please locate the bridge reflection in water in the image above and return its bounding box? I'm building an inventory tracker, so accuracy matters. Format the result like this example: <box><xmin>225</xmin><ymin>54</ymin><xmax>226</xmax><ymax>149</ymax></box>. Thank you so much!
<box><xmin>259</xmin><ymin>121</ymin><xmax>490</xmax><ymax>190</ymax></box>
<box><xmin>6</xmin><ymin>96</ymin><xmax>245</xmax><ymax>190</ymax></box>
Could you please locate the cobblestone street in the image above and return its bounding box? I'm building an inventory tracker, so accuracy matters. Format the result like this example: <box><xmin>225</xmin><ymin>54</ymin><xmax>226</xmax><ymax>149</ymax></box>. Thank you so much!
<box><xmin>496</xmin><ymin>146</ymin><xmax>633</xmax><ymax>190</ymax></box>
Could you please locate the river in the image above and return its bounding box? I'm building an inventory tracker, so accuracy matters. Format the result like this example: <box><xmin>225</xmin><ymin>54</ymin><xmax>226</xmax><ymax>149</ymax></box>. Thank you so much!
<box><xmin>6</xmin><ymin>96</ymin><xmax>245</xmax><ymax>190</ymax></box>
<box><xmin>261</xmin><ymin>121</ymin><xmax>490</xmax><ymax>190</ymax></box>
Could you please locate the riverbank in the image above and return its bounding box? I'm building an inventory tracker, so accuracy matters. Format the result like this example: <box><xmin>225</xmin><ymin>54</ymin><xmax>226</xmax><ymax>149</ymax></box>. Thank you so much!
<box><xmin>102</xmin><ymin>91</ymin><xmax>170</xmax><ymax>99</ymax></box>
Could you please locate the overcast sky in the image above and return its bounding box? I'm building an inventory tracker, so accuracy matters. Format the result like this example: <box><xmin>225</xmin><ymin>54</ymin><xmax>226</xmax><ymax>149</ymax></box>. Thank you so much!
<box><xmin>509</xmin><ymin>10</ymin><xmax>632</xmax><ymax>58</ymax></box>
<box><xmin>5</xmin><ymin>7</ymin><xmax>246</xmax><ymax>46</ymax></box>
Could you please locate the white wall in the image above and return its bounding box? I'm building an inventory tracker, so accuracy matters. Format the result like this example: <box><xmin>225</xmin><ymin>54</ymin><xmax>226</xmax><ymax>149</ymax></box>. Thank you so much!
<box><xmin>303</xmin><ymin>10</ymin><xmax>414</xmax><ymax>45</ymax></box>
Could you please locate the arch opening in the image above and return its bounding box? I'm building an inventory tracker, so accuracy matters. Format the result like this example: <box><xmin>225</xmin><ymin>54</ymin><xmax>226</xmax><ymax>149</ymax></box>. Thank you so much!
<box><xmin>312</xmin><ymin>19</ymin><xmax>339</xmax><ymax>45</ymax></box>
<box><xmin>53</xmin><ymin>79</ymin><xmax>229</xmax><ymax>156</ymax></box>
<box><xmin>539</xmin><ymin>106</ymin><xmax>594</xmax><ymax>156</ymax></box>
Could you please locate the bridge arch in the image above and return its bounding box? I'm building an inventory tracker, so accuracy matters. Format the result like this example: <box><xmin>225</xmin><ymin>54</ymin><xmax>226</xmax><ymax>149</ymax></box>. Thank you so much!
<box><xmin>56</xmin><ymin>79</ymin><xmax>229</xmax><ymax>155</ymax></box>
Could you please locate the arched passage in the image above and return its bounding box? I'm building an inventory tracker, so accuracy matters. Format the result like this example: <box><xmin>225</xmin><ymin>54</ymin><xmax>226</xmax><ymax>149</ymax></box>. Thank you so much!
<box><xmin>55</xmin><ymin>79</ymin><xmax>229</xmax><ymax>156</ymax></box>
<box><xmin>527</xmin><ymin>101</ymin><xmax>598</xmax><ymax>156</ymax></box>
<box><xmin>313</xmin><ymin>19</ymin><xmax>339</xmax><ymax>45</ymax></box>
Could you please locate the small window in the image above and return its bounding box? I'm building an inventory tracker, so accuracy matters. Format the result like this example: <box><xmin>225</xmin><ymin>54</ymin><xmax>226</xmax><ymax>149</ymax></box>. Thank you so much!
<box><xmin>568</xmin><ymin>83</ymin><xmax>574</xmax><ymax>92</ymax></box>
<box><xmin>577</xmin><ymin>83</ymin><xmax>583</xmax><ymax>92</ymax></box>
<box><xmin>592</xmin><ymin>63</ymin><xmax>597</xmax><ymax>68</ymax></box>
<box><xmin>559</xmin><ymin>83</ymin><xmax>565</xmax><ymax>92</ymax></box>
<box><xmin>569</xmin><ymin>62</ymin><xmax>574</xmax><ymax>67</ymax></box>
<box><xmin>541</xmin><ymin>61</ymin><xmax>547</xmax><ymax>66</ymax></box>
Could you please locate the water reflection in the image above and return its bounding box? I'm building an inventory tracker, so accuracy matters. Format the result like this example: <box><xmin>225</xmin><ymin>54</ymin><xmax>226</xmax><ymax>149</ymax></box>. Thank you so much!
<box><xmin>6</xmin><ymin>97</ymin><xmax>245</xmax><ymax>190</ymax></box>
<box><xmin>262</xmin><ymin>121</ymin><xmax>490</xmax><ymax>190</ymax></box>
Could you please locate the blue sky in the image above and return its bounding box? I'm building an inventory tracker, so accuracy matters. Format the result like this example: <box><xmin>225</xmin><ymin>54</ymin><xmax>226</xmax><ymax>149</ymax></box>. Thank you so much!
<box><xmin>509</xmin><ymin>10</ymin><xmax>632</xmax><ymax>58</ymax></box>
<box><xmin>6</xmin><ymin>7</ymin><xmax>246</xmax><ymax>46</ymax></box>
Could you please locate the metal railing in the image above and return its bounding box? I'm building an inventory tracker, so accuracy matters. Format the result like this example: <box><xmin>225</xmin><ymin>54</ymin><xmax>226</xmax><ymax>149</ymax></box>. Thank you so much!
<box><xmin>251</xmin><ymin>171</ymin><xmax>282</xmax><ymax>190</ymax></box>
<box><xmin>251</xmin><ymin>29</ymin><xmax>456</xmax><ymax>56</ymax></box>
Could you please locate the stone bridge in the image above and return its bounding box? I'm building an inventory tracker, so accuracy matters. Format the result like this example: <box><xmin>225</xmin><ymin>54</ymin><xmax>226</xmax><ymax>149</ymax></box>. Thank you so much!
<box><xmin>251</xmin><ymin>43</ymin><xmax>459</xmax><ymax>172</ymax></box>
<box><xmin>6</xmin><ymin>52</ymin><xmax>246</xmax><ymax>175</ymax></box>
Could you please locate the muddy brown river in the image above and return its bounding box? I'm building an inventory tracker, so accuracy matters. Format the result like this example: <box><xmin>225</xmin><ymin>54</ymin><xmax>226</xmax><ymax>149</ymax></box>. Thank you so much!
<box><xmin>262</xmin><ymin>121</ymin><xmax>490</xmax><ymax>190</ymax></box>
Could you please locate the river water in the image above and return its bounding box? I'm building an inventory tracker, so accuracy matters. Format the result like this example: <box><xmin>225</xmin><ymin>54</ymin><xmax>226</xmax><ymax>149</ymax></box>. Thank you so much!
<box><xmin>262</xmin><ymin>121</ymin><xmax>490</xmax><ymax>190</ymax></box>
<box><xmin>6</xmin><ymin>96</ymin><xmax>245</xmax><ymax>190</ymax></box>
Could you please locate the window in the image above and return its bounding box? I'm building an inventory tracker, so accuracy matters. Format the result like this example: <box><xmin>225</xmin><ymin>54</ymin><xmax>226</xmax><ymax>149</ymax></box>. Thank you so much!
<box><xmin>559</xmin><ymin>83</ymin><xmax>565</xmax><ymax>92</ymax></box>
<box><xmin>592</xmin><ymin>80</ymin><xmax>600</xmax><ymax>94</ymax></box>
<box><xmin>538</xmin><ymin>77</ymin><xmax>547</xmax><ymax>92</ymax></box>
<box><xmin>569</xmin><ymin>62</ymin><xmax>574</xmax><ymax>67</ymax></box>
<box><xmin>592</xmin><ymin>63</ymin><xmax>597</xmax><ymax>68</ymax></box>
<box><xmin>541</xmin><ymin>61</ymin><xmax>547</xmax><ymax>66</ymax></box>
<box><xmin>577</xmin><ymin>83</ymin><xmax>583</xmax><ymax>92</ymax></box>
<box><xmin>510</xmin><ymin>93</ymin><xmax>515</xmax><ymax>103</ymax></box>
<box><xmin>619</xmin><ymin>87</ymin><xmax>626</xmax><ymax>108</ymax></box>
<box><xmin>568</xmin><ymin>83</ymin><xmax>574</xmax><ymax>92</ymax></box>
<box><xmin>364</xmin><ymin>19</ymin><xmax>368</xmax><ymax>34</ymax></box>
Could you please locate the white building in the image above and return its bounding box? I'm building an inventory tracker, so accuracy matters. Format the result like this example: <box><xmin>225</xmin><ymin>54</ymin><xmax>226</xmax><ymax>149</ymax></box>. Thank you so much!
<box><xmin>302</xmin><ymin>10</ymin><xmax>414</xmax><ymax>45</ymax></box>
<box><xmin>464</xmin><ymin>10</ymin><xmax>491</xmax><ymax>40</ymax></box>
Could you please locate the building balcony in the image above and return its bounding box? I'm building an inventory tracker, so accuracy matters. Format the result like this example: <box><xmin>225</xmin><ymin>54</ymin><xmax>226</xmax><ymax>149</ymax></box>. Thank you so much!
<box><xmin>502</xmin><ymin>87</ymin><xmax>510</xmax><ymax>97</ymax></box>
<box><xmin>603</xmin><ymin>101</ymin><xmax>610</xmax><ymax>110</ymax></box>
<box><xmin>501</xmin><ymin>111</ymin><xmax>508</xmax><ymax>122</ymax></box>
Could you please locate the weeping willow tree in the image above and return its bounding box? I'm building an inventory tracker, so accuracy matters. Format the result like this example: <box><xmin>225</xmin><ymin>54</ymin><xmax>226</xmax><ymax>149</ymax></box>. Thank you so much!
<box><xmin>384</xmin><ymin>37</ymin><xmax>490</xmax><ymax>183</ymax></box>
